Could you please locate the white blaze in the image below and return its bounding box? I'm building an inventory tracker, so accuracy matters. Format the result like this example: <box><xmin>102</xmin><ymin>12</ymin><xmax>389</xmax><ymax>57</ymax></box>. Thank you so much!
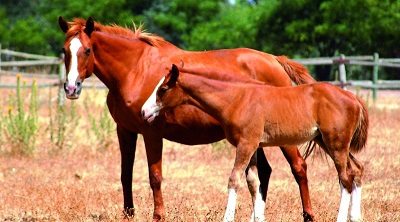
<box><xmin>141</xmin><ymin>76</ymin><xmax>165</xmax><ymax>120</ymax></box>
<box><xmin>67</xmin><ymin>38</ymin><xmax>82</xmax><ymax>87</ymax></box>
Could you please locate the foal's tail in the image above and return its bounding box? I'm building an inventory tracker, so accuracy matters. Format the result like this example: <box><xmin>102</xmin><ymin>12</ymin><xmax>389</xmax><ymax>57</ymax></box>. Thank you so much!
<box><xmin>350</xmin><ymin>97</ymin><xmax>369</xmax><ymax>153</ymax></box>
<box><xmin>275</xmin><ymin>56</ymin><xmax>316</xmax><ymax>85</ymax></box>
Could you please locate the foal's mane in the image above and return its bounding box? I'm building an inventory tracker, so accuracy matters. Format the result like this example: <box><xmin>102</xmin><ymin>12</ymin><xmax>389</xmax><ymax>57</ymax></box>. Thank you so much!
<box><xmin>67</xmin><ymin>18</ymin><xmax>165</xmax><ymax>47</ymax></box>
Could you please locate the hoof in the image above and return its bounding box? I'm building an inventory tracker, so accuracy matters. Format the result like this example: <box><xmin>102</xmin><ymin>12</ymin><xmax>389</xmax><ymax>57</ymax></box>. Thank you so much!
<box><xmin>350</xmin><ymin>216</ymin><xmax>363</xmax><ymax>222</ymax></box>
<box><xmin>302</xmin><ymin>212</ymin><xmax>314</xmax><ymax>222</ymax></box>
<box><xmin>123</xmin><ymin>207</ymin><xmax>135</xmax><ymax>219</ymax></box>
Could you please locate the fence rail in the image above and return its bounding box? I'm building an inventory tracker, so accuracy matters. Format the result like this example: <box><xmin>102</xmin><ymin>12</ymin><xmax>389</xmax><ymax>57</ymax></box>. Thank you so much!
<box><xmin>1</xmin><ymin>46</ymin><xmax>399</xmax><ymax>101</ymax></box>
<box><xmin>295</xmin><ymin>53</ymin><xmax>400</xmax><ymax>100</ymax></box>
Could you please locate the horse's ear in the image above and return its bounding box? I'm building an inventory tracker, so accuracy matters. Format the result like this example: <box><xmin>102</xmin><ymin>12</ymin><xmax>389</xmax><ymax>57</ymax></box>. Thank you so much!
<box><xmin>84</xmin><ymin>16</ymin><xmax>95</xmax><ymax>37</ymax></box>
<box><xmin>58</xmin><ymin>16</ymin><xmax>69</xmax><ymax>33</ymax></box>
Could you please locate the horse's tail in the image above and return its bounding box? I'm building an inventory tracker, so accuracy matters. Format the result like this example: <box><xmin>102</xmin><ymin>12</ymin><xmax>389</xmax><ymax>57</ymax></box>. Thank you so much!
<box><xmin>275</xmin><ymin>56</ymin><xmax>316</xmax><ymax>85</ymax></box>
<box><xmin>350</xmin><ymin>97</ymin><xmax>369</xmax><ymax>153</ymax></box>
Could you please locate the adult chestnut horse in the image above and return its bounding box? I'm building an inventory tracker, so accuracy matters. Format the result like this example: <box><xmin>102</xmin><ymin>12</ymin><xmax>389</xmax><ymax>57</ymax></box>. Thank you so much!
<box><xmin>142</xmin><ymin>64</ymin><xmax>368</xmax><ymax>222</ymax></box>
<box><xmin>58</xmin><ymin>16</ymin><xmax>316</xmax><ymax>221</ymax></box>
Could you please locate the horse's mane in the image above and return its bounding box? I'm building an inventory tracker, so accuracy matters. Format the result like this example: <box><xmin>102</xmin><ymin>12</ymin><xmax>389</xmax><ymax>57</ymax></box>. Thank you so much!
<box><xmin>67</xmin><ymin>18</ymin><xmax>165</xmax><ymax>47</ymax></box>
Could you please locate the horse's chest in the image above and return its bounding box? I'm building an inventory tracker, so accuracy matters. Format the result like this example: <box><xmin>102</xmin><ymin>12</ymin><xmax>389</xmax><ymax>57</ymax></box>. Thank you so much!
<box><xmin>107</xmin><ymin>95</ymin><xmax>141</xmax><ymax>131</ymax></box>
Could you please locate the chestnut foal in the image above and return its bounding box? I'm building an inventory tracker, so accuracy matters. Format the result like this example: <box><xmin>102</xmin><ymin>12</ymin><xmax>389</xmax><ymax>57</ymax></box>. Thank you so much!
<box><xmin>142</xmin><ymin>64</ymin><xmax>368</xmax><ymax>222</ymax></box>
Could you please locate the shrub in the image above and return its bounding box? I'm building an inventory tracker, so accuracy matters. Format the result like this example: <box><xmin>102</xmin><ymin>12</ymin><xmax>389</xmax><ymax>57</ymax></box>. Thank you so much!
<box><xmin>3</xmin><ymin>74</ymin><xmax>39</xmax><ymax>155</ymax></box>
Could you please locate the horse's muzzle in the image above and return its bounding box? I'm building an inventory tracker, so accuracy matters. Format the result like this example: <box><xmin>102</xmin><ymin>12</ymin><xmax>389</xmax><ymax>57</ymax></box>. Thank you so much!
<box><xmin>64</xmin><ymin>81</ymin><xmax>82</xmax><ymax>99</ymax></box>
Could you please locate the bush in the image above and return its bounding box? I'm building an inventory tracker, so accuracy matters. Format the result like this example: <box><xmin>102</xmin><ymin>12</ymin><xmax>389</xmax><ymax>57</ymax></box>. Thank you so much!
<box><xmin>3</xmin><ymin>74</ymin><xmax>39</xmax><ymax>155</ymax></box>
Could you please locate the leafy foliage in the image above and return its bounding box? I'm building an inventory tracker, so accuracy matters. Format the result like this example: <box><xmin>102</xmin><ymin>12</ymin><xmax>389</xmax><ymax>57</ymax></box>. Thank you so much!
<box><xmin>0</xmin><ymin>0</ymin><xmax>399</xmax><ymax>78</ymax></box>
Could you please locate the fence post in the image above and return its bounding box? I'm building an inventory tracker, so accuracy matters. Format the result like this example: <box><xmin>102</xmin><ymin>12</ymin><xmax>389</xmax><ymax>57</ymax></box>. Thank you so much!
<box><xmin>58</xmin><ymin>54</ymin><xmax>65</xmax><ymax>106</ymax></box>
<box><xmin>372</xmin><ymin>53</ymin><xmax>379</xmax><ymax>102</ymax></box>
<box><xmin>339</xmin><ymin>54</ymin><xmax>347</xmax><ymax>89</ymax></box>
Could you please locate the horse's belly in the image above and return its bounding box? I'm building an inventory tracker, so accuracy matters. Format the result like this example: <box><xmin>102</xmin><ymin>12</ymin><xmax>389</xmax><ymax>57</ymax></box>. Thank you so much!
<box><xmin>163</xmin><ymin>105</ymin><xmax>226</xmax><ymax>145</ymax></box>
<box><xmin>259</xmin><ymin>126</ymin><xmax>319</xmax><ymax>147</ymax></box>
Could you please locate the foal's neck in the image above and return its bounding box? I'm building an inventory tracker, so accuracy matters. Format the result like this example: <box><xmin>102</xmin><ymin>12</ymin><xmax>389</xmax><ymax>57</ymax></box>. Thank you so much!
<box><xmin>179</xmin><ymin>74</ymin><xmax>252</xmax><ymax>119</ymax></box>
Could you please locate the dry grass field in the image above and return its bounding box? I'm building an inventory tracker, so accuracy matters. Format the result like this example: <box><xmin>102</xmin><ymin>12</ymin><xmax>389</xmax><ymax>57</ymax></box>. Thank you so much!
<box><xmin>0</xmin><ymin>86</ymin><xmax>399</xmax><ymax>222</ymax></box>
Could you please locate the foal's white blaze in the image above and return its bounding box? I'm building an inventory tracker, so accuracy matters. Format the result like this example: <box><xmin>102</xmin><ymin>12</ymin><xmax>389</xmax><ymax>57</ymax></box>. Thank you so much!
<box><xmin>67</xmin><ymin>38</ymin><xmax>82</xmax><ymax>91</ymax></box>
<box><xmin>141</xmin><ymin>76</ymin><xmax>165</xmax><ymax>122</ymax></box>
<box><xmin>350</xmin><ymin>184</ymin><xmax>362</xmax><ymax>222</ymax></box>
<box><xmin>250</xmin><ymin>187</ymin><xmax>266</xmax><ymax>222</ymax></box>
<box><xmin>223</xmin><ymin>188</ymin><xmax>237</xmax><ymax>222</ymax></box>
<box><xmin>337</xmin><ymin>182</ymin><xmax>351</xmax><ymax>222</ymax></box>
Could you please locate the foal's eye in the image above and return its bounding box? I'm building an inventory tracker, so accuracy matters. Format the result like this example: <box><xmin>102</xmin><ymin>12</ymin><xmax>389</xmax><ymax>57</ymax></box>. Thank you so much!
<box><xmin>84</xmin><ymin>48</ymin><xmax>91</xmax><ymax>55</ymax></box>
<box><xmin>158</xmin><ymin>87</ymin><xmax>168</xmax><ymax>96</ymax></box>
<box><xmin>62</xmin><ymin>48</ymin><xmax>66</xmax><ymax>54</ymax></box>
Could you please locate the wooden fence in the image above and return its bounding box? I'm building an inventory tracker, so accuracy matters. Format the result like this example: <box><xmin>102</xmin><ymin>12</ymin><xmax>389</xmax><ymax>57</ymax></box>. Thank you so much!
<box><xmin>1</xmin><ymin>45</ymin><xmax>399</xmax><ymax>102</ymax></box>
<box><xmin>295</xmin><ymin>53</ymin><xmax>400</xmax><ymax>101</ymax></box>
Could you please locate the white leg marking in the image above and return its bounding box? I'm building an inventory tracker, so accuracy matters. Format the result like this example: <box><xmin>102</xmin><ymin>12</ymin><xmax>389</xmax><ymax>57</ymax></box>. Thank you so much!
<box><xmin>350</xmin><ymin>183</ymin><xmax>363</xmax><ymax>222</ymax></box>
<box><xmin>141</xmin><ymin>76</ymin><xmax>165</xmax><ymax>120</ymax></box>
<box><xmin>68</xmin><ymin>38</ymin><xmax>82</xmax><ymax>88</ymax></box>
<box><xmin>223</xmin><ymin>188</ymin><xmax>237</xmax><ymax>222</ymax></box>
<box><xmin>337</xmin><ymin>182</ymin><xmax>351</xmax><ymax>222</ymax></box>
<box><xmin>249</xmin><ymin>187</ymin><xmax>265</xmax><ymax>222</ymax></box>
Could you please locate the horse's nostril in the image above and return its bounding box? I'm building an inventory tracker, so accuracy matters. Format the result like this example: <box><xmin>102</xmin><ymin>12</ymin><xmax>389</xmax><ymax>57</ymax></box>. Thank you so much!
<box><xmin>141</xmin><ymin>110</ymin><xmax>145</xmax><ymax>117</ymax></box>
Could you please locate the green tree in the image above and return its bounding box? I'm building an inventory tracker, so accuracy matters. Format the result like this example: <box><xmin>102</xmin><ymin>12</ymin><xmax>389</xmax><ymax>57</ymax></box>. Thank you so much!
<box><xmin>184</xmin><ymin>1</ymin><xmax>266</xmax><ymax>50</ymax></box>
<box><xmin>143</xmin><ymin>0</ymin><xmax>225</xmax><ymax>48</ymax></box>
<box><xmin>256</xmin><ymin>0</ymin><xmax>400</xmax><ymax>80</ymax></box>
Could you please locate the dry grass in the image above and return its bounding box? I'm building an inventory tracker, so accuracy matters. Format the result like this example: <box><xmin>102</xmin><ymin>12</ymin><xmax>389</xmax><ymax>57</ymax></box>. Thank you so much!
<box><xmin>0</xmin><ymin>87</ymin><xmax>399</xmax><ymax>221</ymax></box>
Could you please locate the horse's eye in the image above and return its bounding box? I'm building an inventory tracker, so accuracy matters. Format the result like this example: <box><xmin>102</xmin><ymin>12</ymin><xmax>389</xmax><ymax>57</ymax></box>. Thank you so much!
<box><xmin>84</xmin><ymin>48</ymin><xmax>91</xmax><ymax>55</ymax></box>
<box><xmin>62</xmin><ymin>48</ymin><xmax>66</xmax><ymax>54</ymax></box>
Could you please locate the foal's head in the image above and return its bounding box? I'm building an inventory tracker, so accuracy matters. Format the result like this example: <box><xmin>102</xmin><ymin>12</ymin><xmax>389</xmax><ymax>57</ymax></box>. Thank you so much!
<box><xmin>141</xmin><ymin>64</ymin><xmax>185</xmax><ymax>123</ymax></box>
<box><xmin>59</xmin><ymin>16</ymin><xmax>96</xmax><ymax>99</ymax></box>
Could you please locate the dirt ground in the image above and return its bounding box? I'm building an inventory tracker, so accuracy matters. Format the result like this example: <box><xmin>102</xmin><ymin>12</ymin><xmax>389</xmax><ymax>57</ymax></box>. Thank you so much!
<box><xmin>0</xmin><ymin>87</ymin><xmax>399</xmax><ymax>221</ymax></box>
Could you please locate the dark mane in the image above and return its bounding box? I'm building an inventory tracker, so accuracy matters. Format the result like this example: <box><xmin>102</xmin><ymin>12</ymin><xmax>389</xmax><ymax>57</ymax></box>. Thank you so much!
<box><xmin>67</xmin><ymin>18</ymin><xmax>165</xmax><ymax>47</ymax></box>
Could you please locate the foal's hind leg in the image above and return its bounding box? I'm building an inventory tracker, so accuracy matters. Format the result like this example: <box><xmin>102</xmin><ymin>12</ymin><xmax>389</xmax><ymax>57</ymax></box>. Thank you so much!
<box><xmin>349</xmin><ymin>153</ymin><xmax>364</xmax><ymax>222</ymax></box>
<box><xmin>246</xmin><ymin>149</ymin><xmax>265</xmax><ymax>222</ymax></box>
<box><xmin>327</xmin><ymin>147</ymin><xmax>363</xmax><ymax>222</ymax></box>
<box><xmin>280</xmin><ymin>146</ymin><xmax>314</xmax><ymax>221</ymax></box>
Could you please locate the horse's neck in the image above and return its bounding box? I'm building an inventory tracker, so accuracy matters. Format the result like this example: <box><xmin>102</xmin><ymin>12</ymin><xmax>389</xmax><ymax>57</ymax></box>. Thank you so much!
<box><xmin>91</xmin><ymin>32</ymin><xmax>156</xmax><ymax>90</ymax></box>
<box><xmin>179</xmin><ymin>74</ymin><xmax>246</xmax><ymax>120</ymax></box>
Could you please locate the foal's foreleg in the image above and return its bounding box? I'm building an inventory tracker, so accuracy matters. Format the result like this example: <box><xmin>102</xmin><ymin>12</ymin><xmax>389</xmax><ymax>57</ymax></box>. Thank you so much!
<box><xmin>246</xmin><ymin>150</ymin><xmax>265</xmax><ymax>222</ymax></box>
<box><xmin>223</xmin><ymin>142</ymin><xmax>258</xmax><ymax>222</ymax></box>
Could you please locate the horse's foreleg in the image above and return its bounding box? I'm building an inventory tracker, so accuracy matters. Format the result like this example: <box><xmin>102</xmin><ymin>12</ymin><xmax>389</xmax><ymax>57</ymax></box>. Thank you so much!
<box><xmin>280</xmin><ymin>146</ymin><xmax>314</xmax><ymax>221</ymax></box>
<box><xmin>256</xmin><ymin>148</ymin><xmax>271</xmax><ymax>203</ymax></box>
<box><xmin>246</xmin><ymin>150</ymin><xmax>265</xmax><ymax>222</ymax></box>
<box><xmin>117</xmin><ymin>126</ymin><xmax>138</xmax><ymax>218</ymax></box>
<box><xmin>143</xmin><ymin>135</ymin><xmax>165</xmax><ymax>221</ymax></box>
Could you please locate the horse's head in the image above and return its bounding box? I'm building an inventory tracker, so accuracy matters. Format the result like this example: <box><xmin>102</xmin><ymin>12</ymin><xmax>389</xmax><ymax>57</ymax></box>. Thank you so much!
<box><xmin>59</xmin><ymin>16</ymin><xmax>95</xmax><ymax>99</ymax></box>
<box><xmin>141</xmin><ymin>64</ymin><xmax>184</xmax><ymax>123</ymax></box>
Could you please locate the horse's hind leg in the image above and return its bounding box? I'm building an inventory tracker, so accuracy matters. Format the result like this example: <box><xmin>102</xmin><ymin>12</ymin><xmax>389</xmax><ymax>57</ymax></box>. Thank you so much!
<box><xmin>280</xmin><ymin>146</ymin><xmax>314</xmax><ymax>221</ymax></box>
<box><xmin>246</xmin><ymin>149</ymin><xmax>265</xmax><ymax>222</ymax></box>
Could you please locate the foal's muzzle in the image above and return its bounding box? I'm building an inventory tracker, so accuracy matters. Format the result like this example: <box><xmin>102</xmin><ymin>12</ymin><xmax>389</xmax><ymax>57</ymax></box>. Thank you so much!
<box><xmin>64</xmin><ymin>81</ymin><xmax>83</xmax><ymax>99</ymax></box>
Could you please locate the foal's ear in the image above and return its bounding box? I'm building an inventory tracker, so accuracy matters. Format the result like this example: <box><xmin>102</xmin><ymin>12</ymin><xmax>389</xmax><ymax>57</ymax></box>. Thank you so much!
<box><xmin>170</xmin><ymin>64</ymin><xmax>180</xmax><ymax>83</ymax></box>
<box><xmin>58</xmin><ymin>16</ymin><xmax>69</xmax><ymax>33</ymax></box>
<box><xmin>84</xmin><ymin>16</ymin><xmax>95</xmax><ymax>37</ymax></box>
